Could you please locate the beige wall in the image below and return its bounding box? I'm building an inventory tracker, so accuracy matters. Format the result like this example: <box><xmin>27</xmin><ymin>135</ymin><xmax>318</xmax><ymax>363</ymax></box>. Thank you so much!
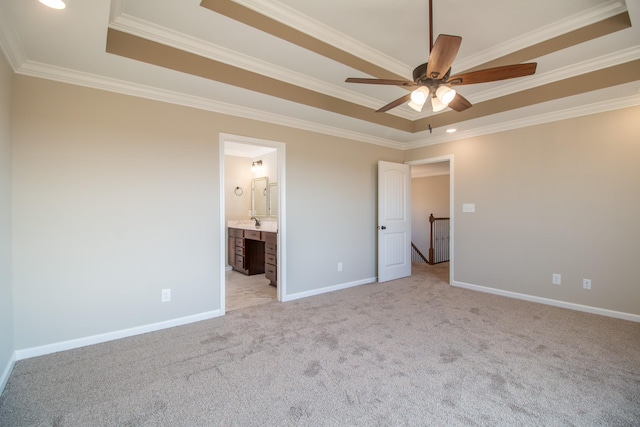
<box><xmin>411</xmin><ymin>174</ymin><xmax>450</xmax><ymax>255</ymax></box>
<box><xmin>11</xmin><ymin>75</ymin><xmax>401</xmax><ymax>350</ymax></box>
<box><xmin>0</xmin><ymin>48</ymin><xmax>14</xmax><ymax>387</ymax></box>
<box><xmin>7</xmin><ymin>70</ymin><xmax>639</xmax><ymax>355</ymax></box>
<box><xmin>405</xmin><ymin>107</ymin><xmax>640</xmax><ymax>315</ymax></box>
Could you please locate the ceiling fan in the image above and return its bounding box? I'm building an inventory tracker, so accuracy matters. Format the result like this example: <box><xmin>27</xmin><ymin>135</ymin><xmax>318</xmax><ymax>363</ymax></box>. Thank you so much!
<box><xmin>345</xmin><ymin>0</ymin><xmax>537</xmax><ymax>114</ymax></box>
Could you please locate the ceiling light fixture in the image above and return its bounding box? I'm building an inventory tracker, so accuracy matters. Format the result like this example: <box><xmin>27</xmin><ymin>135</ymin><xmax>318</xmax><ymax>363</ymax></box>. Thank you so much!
<box><xmin>38</xmin><ymin>0</ymin><xmax>66</xmax><ymax>9</ymax></box>
<box><xmin>408</xmin><ymin>85</ymin><xmax>456</xmax><ymax>113</ymax></box>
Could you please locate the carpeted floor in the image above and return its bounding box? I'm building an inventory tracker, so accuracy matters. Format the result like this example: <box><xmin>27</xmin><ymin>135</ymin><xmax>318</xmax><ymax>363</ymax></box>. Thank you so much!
<box><xmin>1</xmin><ymin>263</ymin><xmax>639</xmax><ymax>426</ymax></box>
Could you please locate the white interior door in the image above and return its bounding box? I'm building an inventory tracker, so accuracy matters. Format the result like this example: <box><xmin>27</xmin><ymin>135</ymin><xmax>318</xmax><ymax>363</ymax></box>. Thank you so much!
<box><xmin>377</xmin><ymin>160</ymin><xmax>411</xmax><ymax>282</ymax></box>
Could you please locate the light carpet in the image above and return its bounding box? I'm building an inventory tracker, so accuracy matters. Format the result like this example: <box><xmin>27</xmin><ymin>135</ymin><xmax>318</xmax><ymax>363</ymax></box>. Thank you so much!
<box><xmin>1</xmin><ymin>263</ymin><xmax>639</xmax><ymax>426</ymax></box>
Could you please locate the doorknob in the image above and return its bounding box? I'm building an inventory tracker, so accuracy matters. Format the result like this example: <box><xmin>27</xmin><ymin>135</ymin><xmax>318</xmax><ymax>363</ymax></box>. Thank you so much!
<box><xmin>378</xmin><ymin>225</ymin><xmax>386</xmax><ymax>230</ymax></box>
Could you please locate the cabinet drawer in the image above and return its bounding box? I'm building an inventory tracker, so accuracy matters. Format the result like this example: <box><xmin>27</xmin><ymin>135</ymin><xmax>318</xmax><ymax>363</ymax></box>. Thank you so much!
<box><xmin>229</xmin><ymin>228</ymin><xmax>243</xmax><ymax>238</ymax></box>
<box><xmin>235</xmin><ymin>246</ymin><xmax>244</xmax><ymax>256</ymax></box>
<box><xmin>244</xmin><ymin>230</ymin><xmax>261</xmax><ymax>240</ymax></box>
<box><xmin>265</xmin><ymin>253</ymin><xmax>276</xmax><ymax>265</ymax></box>
<box><xmin>265</xmin><ymin>243</ymin><xmax>276</xmax><ymax>254</ymax></box>
<box><xmin>263</xmin><ymin>232</ymin><xmax>277</xmax><ymax>244</ymax></box>
<box><xmin>235</xmin><ymin>255</ymin><xmax>244</xmax><ymax>268</ymax></box>
<box><xmin>235</xmin><ymin>237</ymin><xmax>243</xmax><ymax>247</ymax></box>
<box><xmin>265</xmin><ymin>265</ymin><xmax>277</xmax><ymax>281</ymax></box>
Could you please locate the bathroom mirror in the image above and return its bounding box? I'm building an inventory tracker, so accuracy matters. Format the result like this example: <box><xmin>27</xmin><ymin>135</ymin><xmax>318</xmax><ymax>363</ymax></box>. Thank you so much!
<box><xmin>269</xmin><ymin>182</ymin><xmax>278</xmax><ymax>217</ymax></box>
<box><xmin>251</xmin><ymin>177</ymin><xmax>268</xmax><ymax>217</ymax></box>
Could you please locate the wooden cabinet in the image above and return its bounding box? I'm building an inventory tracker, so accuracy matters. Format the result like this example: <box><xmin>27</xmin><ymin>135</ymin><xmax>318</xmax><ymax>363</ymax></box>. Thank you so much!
<box><xmin>228</xmin><ymin>228</ymin><xmax>247</xmax><ymax>273</ymax></box>
<box><xmin>264</xmin><ymin>232</ymin><xmax>277</xmax><ymax>287</ymax></box>
<box><xmin>228</xmin><ymin>228</ymin><xmax>277</xmax><ymax>287</ymax></box>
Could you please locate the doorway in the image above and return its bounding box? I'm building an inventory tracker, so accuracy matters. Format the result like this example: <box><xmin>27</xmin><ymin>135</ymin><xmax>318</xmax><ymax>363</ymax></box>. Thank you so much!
<box><xmin>407</xmin><ymin>155</ymin><xmax>453</xmax><ymax>285</ymax></box>
<box><xmin>219</xmin><ymin>133</ymin><xmax>286</xmax><ymax>314</ymax></box>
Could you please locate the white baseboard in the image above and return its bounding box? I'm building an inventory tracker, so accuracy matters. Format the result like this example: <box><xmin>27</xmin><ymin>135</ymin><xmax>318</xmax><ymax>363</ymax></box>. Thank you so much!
<box><xmin>15</xmin><ymin>309</ymin><xmax>223</xmax><ymax>361</ymax></box>
<box><xmin>0</xmin><ymin>351</ymin><xmax>16</xmax><ymax>396</ymax></box>
<box><xmin>452</xmin><ymin>280</ymin><xmax>640</xmax><ymax>323</ymax></box>
<box><xmin>283</xmin><ymin>277</ymin><xmax>377</xmax><ymax>302</ymax></box>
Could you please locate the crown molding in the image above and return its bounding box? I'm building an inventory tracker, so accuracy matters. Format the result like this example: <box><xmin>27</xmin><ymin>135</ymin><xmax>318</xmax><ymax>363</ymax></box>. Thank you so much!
<box><xmin>0</xmin><ymin>4</ymin><xmax>27</xmax><ymax>71</ymax></box>
<box><xmin>109</xmin><ymin>8</ymin><xmax>640</xmax><ymax>123</ymax></box>
<box><xmin>405</xmin><ymin>92</ymin><xmax>640</xmax><ymax>150</ymax></box>
<box><xmin>232</xmin><ymin>0</ymin><xmax>413</xmax><ymax>78</ymax></box>
<box><xmin>461</xmin><ymin>45</ymin><xmax>640</xmax><ymax>105</ymax></box>
<box><xmin>109</xmin><ymin>13</ymin><xmax>416</xmax><ymax>121</ymax></box>
<box><xmin>453</xmin><ymin>0</ymin><xmax>628</xmax><ymax>71</ymax></box>
<box><xmin>15</xmin><ymin>60</ymin><xmax>640</xmax><ymax>152</ymax></box>
<box><xmin>109</xmin><ymin>0</ymin><xmax>126</xmax><ymax>22</ymax></box>
<box><xmin>16</xmin><ymin>60</ymin><xmax>404</xmax><ymax>150</ymax></box>
<box><xmin>233</xmin><ymin>0</ymin><xmax>626</xmax><ymax>78</ymax></box>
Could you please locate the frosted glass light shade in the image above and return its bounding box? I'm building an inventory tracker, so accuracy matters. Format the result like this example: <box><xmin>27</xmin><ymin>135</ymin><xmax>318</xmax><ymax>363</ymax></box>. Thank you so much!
<box><xmin>410</xmin><ymin>87</ymin><xmax>429</xmax><ymax>105</ymax></box>
<box><xmin>431</xmin><ymin>96</ymin><xmax>447</xmax><ymax>112</ymax></box>
<box><xmin>408</xmin><ymin>101</ymin><xmax>424</xmax><ymax>112</ymax></box>
<box><xmin>436</xmin><ymin>85</ymin><xmax>456</xmax><ymax>105</ymax></box>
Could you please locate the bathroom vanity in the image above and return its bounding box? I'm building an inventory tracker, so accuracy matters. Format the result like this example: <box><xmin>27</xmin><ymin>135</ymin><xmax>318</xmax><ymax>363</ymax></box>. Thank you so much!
<box><xmin>228</xmin><ymin>223</ymin><xmax>277</xmax><ymax>287</ymax></box>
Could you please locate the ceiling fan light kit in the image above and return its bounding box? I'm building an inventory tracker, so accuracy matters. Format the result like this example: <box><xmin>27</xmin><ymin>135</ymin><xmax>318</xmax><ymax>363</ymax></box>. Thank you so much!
<box><xmin>345</xmin><ymin>0</ymin><xmax>537</xmax><ymax>119</ymax></box>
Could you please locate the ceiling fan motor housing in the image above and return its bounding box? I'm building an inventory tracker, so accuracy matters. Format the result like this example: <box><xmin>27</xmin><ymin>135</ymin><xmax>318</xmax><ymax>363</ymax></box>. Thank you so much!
<box><xmin>413</xmin><ymin>63</ymin><xmax>451</xmax><ymax>90</ymax></box>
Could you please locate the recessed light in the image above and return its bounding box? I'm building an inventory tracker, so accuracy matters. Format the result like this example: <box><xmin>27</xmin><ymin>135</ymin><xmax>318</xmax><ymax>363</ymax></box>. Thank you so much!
<box><xmin>446</xmin><ymin>128</ymin><xmax>457</xmax><ymax>133</ymax></box>
<box><xmin>39</xmin><ymin>0</ymin><xmax>66</xmax><ymax>9</ymax></box>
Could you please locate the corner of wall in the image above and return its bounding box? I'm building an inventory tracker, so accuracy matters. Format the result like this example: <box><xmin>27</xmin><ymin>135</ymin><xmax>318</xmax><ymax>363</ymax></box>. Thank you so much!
<box><xmin>0</xmin><ymin>352</ymin><xmax>16</xmax><ymax>396</ymax></box>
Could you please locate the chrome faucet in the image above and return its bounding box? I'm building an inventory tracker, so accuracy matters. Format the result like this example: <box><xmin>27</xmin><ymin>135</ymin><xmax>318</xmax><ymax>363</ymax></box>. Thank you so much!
<box><xmin>250</xmin><ymin>216</ymin><xmax>261</xmax><ymax>226</ymax></box>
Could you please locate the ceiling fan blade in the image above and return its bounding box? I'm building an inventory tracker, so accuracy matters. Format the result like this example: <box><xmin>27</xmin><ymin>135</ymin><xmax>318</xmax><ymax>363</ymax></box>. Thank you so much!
<box><xmin>446</xmin><ymin>63</ymin><xmax>537</xmax><ymax>86</ymax></box>
<box><xmin>376</xmin><ymin>93</ymin><xmax>412</xmax><ymax>113</ymax></box>
<box><xmin>426</xmin><ymin>34</ymin><xmax>462</xmax><ymax>80</ymax></box>
<box><xmin>346</xmin><ymin>77</ymin><xmax>416</xmax><ymax>87</ymax></box>
<box><xmin>448</xmin><ymin>93</ymin><xmax>472</xmax><ymax>112</ymax></box>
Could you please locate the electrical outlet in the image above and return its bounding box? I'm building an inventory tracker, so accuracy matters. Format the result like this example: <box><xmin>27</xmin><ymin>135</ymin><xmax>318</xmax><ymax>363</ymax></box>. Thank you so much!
<box><xmin>161</xmin><ymin>289</ymin><xmax>171</xmax><ymax>302</ymax></box>
<box><xmin>583</xmin><ymin>279</ymin><xmax>592</xmax><ymax>290</ymax></box>
<box><xmin>338</xmin><ymin>262</ymin><xmax>343</xmax><ymax>272</ymax></box>
<box><xmin>552</xmin><ymin>274</ymin><xmax>561</xmax><ymax>285</ymax></box>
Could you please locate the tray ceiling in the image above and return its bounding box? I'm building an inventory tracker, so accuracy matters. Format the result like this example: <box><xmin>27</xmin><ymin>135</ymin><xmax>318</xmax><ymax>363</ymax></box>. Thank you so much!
<box><xmin>1</xmin><ymin>0</ymin><xmax>639</xmax><ymax>149</ymax></box>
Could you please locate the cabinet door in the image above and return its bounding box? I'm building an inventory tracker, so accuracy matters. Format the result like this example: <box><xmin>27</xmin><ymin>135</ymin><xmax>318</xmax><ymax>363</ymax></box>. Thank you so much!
<box><xmin>228</xmin><ymin>237</ymin><xmax>236</xmax><ymax>266</ymax></box>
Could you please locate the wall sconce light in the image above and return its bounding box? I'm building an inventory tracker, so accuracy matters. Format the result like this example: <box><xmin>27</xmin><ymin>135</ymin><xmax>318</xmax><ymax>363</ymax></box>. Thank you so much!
<box><xmin>251</xmin><ymin>160</ymin><xmax>262</xmax><ymax>171</ymax></box>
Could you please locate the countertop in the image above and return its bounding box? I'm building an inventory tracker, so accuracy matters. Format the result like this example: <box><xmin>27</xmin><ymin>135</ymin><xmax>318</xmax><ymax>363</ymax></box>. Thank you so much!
<box><xmin>227</xmin><ymin>220</ymin><xmax>278</xmax><ymax>233</ymax></box>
